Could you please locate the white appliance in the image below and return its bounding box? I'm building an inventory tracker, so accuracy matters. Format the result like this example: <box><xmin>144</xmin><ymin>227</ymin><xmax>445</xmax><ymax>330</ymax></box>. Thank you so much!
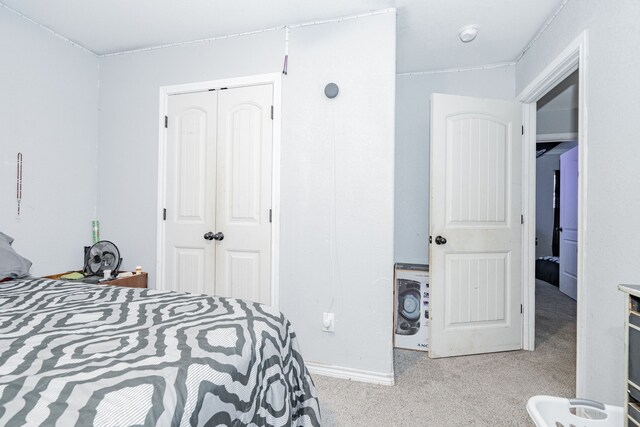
<box><xmin>394</xmin><ymin>263</ymin><xmax>429</xmax><ymax>351</ymax></box>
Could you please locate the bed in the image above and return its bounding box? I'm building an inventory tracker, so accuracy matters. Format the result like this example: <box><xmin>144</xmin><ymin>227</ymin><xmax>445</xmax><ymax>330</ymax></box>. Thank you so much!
<box><xmin>0</xmin><ymin>278</ymin><xmax>321</xmax><ymax>426</ymax></box>
<box><xmin>535</xmin><ymin>256</ymin><xmax>560</xmax><ymax>287</ymax></box>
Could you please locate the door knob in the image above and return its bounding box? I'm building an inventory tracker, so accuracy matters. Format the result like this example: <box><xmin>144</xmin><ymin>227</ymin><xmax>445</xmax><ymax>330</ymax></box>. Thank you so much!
<box><xmin>204</xmin><ymin>232</ymin><xmax>224</xmax><ymax>241</ymax></box>
<box><xmin>435</xmin><ymin>235</ymin><xmax>447</xmax><ymax>245</ymax></box>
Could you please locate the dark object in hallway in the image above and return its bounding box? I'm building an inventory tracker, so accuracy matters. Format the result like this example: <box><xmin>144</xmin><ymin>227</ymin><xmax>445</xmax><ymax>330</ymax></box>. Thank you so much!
<box><xmin>552</xmin><ymin>169</ymin><xmax>561</xmax><ymax>256</ymax></box>
<box><xmin>536</xmin><ymin>256</ymin><xmax>559</xmax><ymax>287</ymax></box>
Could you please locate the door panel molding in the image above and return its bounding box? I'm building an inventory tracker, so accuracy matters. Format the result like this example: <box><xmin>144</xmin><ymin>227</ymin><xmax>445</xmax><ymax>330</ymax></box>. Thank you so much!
<box><xmin>156</xmin><ymin>73</ymin><xmax>282</xmax><ymax>310</ymax></box>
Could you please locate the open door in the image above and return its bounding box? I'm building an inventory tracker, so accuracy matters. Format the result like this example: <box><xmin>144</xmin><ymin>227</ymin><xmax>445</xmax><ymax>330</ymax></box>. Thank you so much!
<box><xmin>429</xmin><ymin>93</ymin><xmax>522</xmax><ymax>358</ymax></box>
<box><xmin>559</xmin><ymin>146</ymin><xmax>578</xmax><ymax>300</ymax></box>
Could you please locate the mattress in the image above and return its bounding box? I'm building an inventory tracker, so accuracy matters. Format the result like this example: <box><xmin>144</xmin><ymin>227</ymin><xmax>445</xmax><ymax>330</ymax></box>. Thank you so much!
<box><xmin>0</xmin><ymin>278</ymin><xmax>320</xmax><ymax>426</ymax></box>
<box><xmin>535</xmin><ymin>256</ymin><xmax>559</xmax><ymax>287</ymax></box>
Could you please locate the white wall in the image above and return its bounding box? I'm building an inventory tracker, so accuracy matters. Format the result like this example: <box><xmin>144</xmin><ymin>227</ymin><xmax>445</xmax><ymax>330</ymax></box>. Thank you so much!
<box><xmin>395</xmin><ymin>67</ymin><xmax>516</xmax><ymax>264</ymax></box>
<box><xmin>280</xmin><ymin>14</ymin><xmax>396</xmax><ymax>375</ymax></box>
<box><xmin>537</xmin><ymin>108</ymin><xmax>578</xmax><ymax>135</ymax></box>
<box><xmin>517</xmin><ymin>0</ymin><xmax>640</xmax><ymax>405</ymax></box>
<box><xmin>98</xmin><ymin>12</ymin><xmax>396</xmax><ymax>376</ymax></box>
<box><xmin>0</xmin><ymin>7</ymin><xmax>99</xmax><ymax>276</ymax></box>
<box><xmin>97</xmin><ymin>31</ymin><xmax>285</xmax><ymax>283</ymax></box>
<box><xmin>536</xmin><ymin>70</ymin><xmax>578</xmax><ymax>136</ymax></box>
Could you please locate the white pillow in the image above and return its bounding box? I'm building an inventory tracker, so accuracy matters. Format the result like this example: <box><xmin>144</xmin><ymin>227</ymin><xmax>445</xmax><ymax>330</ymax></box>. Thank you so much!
<box><xmin>0</xmin><ymin>232</ymin><xmax>32</xmax><ymax>280</ymax></box>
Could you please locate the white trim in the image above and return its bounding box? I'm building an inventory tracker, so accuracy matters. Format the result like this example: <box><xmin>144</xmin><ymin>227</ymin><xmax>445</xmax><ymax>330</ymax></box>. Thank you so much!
<box><xmin>102</xmin><ymin>26</ymin><xmax>283</xmax><ymax>57</ymax></box>
<box><xmin>397</xmin><ymin>61</ymin><xmax>514</xmax><ymax>76</ymax></box>
<box><xmin>270</xmin><ymin>76</ymin><xmax>282</xmax><ymax>309</ymax></box>
<box><xmin>155</xmin><ymin>72</ymin><xmax>283</xmax><ymax>310</ymax></box>
<box><xmin>305</xmin><ymin>362</ymin><xmax>395</xmax><ymax>386</ymax></box>
<box><xmin>0</xmin><ymin>2</ymin><xmax>96</xmax><ymax>55</ymax></box>
<box><xmin>155</xmin><ymin>90</ymin><xmax>168</xmax><ymax>292</ymax></box>
<box><xmin>100</xmin><ymin>8</ymin><xmax>396</xmax><ymax>57</ymax></box>
<box><xmin>514</xmin><ymin>0</ymin><xmax>570</xmax><ymax>63</ymax></box>
<box><xmin>517</xmin><ymin>31</ymin><xmax>589</xmax><ymax>398</ymax></box>
<box><xmin>536</xmin><ymin>132</ymin><xmax>578</xmax><ymax>143</ymax></box>
<box><xmin>2</xmin><ymin>3</ymin><xmax>395</xmax><ymax>58</ymax></box>
<box><xmin>517</xmin><ymin>32</ymin><xmax>584</xmax><ymax>103</ymax></box>
<box><xmin>396</xmin><ymin>0</ymin><xmax>569</xmax><ymax>76</ymax></box>
<box><xmin>521</xmin><ymin>103</ymin><xmax>537</xmax><ymax>351</ymax></box>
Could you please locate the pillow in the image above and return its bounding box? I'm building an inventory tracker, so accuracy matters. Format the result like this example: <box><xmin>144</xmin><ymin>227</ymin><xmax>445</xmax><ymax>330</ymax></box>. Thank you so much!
<box><xmin>0</xmin><ymin>232</ymin><xmax>32</xmax><ymax>280</ymax></box>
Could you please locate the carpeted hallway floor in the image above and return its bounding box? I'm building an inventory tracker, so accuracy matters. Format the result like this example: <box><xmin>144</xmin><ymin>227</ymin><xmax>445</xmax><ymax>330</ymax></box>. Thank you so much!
<box><xmin>313</xmin><ymin>280</ymin><xmax>576</xmax><ymax>426</ymax></box>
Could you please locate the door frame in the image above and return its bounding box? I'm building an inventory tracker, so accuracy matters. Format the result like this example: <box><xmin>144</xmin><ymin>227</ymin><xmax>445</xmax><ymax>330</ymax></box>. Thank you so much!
<box><xmin>155</xmin><ymin>73</ymin><xmax>283</xmax><ymax>309</ymax></box>
<box><xmin>518</xmin><ymin>31</ymin><xmax>588</xmax><ymax>396</ymax></box>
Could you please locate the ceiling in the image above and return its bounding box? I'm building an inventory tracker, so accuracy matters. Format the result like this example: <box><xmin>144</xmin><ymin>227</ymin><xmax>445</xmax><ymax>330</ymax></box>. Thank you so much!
<box><xmin>1</xmin><ymin>0</ymin><xmax>566</xmax><ymax>73</ymax></box>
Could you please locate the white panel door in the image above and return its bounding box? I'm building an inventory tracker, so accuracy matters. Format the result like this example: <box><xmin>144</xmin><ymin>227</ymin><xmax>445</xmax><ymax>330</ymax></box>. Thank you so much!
<box><xmin>429</xmin><ymin>93</ymin><xmax>522</xmax><ymax>358</ymax></box>
<box><xmin>559</xmin><ymin>146</ymin><xmax>578</xmax><ymax>300</ymax></box>
<box><xmin>164</xmin><ymin>91</ymin><xmax>218</xmax><ymax>295</ymax></box>
<box><xmin>215</xmin><ymin>85</ymin><xmax>273</xmax><ymax>305</ymax></box>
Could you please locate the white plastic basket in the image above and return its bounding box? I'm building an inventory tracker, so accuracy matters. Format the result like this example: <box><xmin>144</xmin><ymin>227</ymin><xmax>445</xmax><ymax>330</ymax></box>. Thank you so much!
<box><xmin>527</xmin><ymin>395</ymin><xmax>623</xmax><ymax>427</ymax></box>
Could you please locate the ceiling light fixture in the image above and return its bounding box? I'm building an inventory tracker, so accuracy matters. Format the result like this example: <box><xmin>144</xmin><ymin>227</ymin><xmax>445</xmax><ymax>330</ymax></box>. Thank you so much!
<box><xmin>459</xmin><ymin>25</ymin><xmax>479</xmax><ymax>43</ymax></box>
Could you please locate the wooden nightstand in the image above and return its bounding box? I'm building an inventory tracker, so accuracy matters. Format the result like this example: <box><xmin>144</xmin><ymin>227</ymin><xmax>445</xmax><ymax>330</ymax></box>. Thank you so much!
<box><xmin>44</xmin><ymin>272</ymin><xmax>148</xmax><ymax>289</ymax></box>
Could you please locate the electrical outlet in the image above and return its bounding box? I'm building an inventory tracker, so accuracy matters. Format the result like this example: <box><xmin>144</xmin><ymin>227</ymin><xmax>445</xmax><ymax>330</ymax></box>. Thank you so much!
<box><xmin>322</xmin><ymin>312</ymin><xmax>335</xmax><ymax>332</ymax></box>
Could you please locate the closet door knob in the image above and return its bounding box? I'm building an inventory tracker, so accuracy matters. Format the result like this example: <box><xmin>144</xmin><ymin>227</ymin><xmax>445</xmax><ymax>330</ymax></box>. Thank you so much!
<box><xmin>435</xmin><ymin>236</ymin><xmax>447</xmax><ymax>245</ymax></box>
<box><xmin>204</xmin><ymin>232</ymin><xmax>224</xmax><ymax>241</ymax></box>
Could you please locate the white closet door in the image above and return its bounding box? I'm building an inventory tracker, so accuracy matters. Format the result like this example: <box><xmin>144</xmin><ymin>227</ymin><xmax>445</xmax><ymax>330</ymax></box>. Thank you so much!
<box><xmin>164</xmin><ymin>91</ymin><xmax>218</xmax><ymax>295</ymax></box>
<box><xmin>429</xmin><ymin>93</ymin><xmax>522</xmax><ymax>358</ymax></box>
<box><xmin>215</xmin><ymin>85</ymin><xmax>273</xmax><ymax>305</ymax></box>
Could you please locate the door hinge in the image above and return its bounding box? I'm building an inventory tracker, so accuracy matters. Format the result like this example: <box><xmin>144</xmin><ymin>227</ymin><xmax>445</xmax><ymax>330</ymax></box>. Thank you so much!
<box><xmin>521</xmin><ymin>214</ymin><xmax>524</xmax><ymax>224</ymax></box>
<box><xmin>521</xmin><ymin>125</ymin><xmax>524</xmax><ymax>135</ymax></box>
<box><xmin>270</xmin><ymin>105</ymin><xmax>274</xmax><ymax>120</ymax></box>
<box><xmin>269</xmin><ymin>209</ymin><xmax>272</xmax><ymax>223</ymax></box>
<box><xmin>521</xmin><ymin>304</ymin><xmax>523</xmax><ymax>314</ymax></box>
<box><xmin>163</xmin><ymin>208</ymin><xmax>167</xmax><ymax>220</ymax></box>
<box><xmin>164</xmin><ymin>116</ymin><xmax>168</xmax><ymax>128</ymax></box>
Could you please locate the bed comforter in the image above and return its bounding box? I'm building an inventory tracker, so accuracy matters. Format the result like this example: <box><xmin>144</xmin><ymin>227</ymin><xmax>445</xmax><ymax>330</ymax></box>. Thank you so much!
<box><xmin>0</xmin><ymin>278</ymin><xmax>320</xmax><ymax>426</ymax></box>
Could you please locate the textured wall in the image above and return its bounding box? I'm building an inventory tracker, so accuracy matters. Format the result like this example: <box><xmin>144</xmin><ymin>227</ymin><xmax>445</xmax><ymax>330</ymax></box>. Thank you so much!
<box><xmin>280</xmin><ymin>13</ymin><xmax>396</xmax><ymax>375</ymax></box>
<box><xmin>97</xmin><ymin>31</ymin><xmax>284</xmax><ymax>285</ymax></box>
<box><xmin>0</xmin><ymin>8</ymin><xmax>99</xmax><ymax>276</ymax></box>
<box><xmin>517</xmin><ymin>0</ymin><xmax>640</xmax><ymax>404</ymax></box>
<box><xmin>98</xmin><ymin>12</ymin><xmax>396</xmax><ymax>376</ymax></box>
<box><xmin>395</xmin><ymin>66</ymin><xmax>516</xmax><ymax>264</ymax></box>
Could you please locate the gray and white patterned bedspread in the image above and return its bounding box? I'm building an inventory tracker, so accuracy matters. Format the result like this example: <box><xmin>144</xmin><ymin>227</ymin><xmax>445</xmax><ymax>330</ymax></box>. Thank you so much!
<box><xmin>0</xmin><ymin>278</ymin><xmax>321</xmax><ymax>426</ymax></box>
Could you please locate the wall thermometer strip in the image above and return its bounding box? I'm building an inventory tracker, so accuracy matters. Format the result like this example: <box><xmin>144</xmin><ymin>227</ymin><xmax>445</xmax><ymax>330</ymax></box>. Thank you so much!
<box><xmin>16</xmin><ymin>153</ymin><xmax>23</xmax><ymax>216</ymax></box>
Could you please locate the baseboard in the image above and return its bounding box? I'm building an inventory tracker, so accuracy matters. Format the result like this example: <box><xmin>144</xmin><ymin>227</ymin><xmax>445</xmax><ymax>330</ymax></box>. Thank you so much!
<box><xmin>305</xmin><ymin>362</ymin><xmax>395</xmax><ymax>386</ymax></box>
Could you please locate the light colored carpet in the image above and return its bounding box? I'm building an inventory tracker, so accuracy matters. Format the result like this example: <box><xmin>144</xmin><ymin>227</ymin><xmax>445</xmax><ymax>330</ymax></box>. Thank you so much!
<box><xmin>313</xmin><ymin>279</ymin><xmax>576</xmax><ymax>426</ymax></box>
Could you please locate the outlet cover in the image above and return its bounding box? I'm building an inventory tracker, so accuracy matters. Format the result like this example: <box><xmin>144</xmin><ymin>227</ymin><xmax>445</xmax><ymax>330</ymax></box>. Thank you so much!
<box><xmin>322</xmin><ymin>312</ymin><xmax>335</xmax><ymax>332</ymax></box>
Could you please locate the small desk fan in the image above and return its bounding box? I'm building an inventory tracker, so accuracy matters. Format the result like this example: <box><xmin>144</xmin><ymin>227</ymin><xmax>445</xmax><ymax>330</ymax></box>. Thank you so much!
<box><xmin>85</xmin><ymin>240</ymin><xmax>122</xmax><ymax>278</ymax></box>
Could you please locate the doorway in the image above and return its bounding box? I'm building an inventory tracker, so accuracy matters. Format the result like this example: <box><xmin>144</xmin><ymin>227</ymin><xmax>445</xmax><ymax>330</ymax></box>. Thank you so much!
<box><xmin>519</xmin><ymin>31</ymin><xmax>588</xmax><ymax>396</ymax></box>
<box><xmin>535</xmin><ymin>70</ymin><xmax>579</xmax><ymax>300</ymax></box>
<box><xmin>156</xmin><ymin>74</ymin><xmax>283</xmax><ymax>308</ymax></box>
<box><xmin>531</xmin><ymin>69</ymin><xmax>580</xmax><ymax>395</ymax></box>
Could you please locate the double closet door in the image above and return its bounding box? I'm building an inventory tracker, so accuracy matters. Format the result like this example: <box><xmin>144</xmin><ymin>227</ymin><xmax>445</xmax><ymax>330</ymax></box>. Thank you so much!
<box><xmin>163</xmin><ymin>84</ymin><xmax>273</xmax><ymax>305</ymax></box>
